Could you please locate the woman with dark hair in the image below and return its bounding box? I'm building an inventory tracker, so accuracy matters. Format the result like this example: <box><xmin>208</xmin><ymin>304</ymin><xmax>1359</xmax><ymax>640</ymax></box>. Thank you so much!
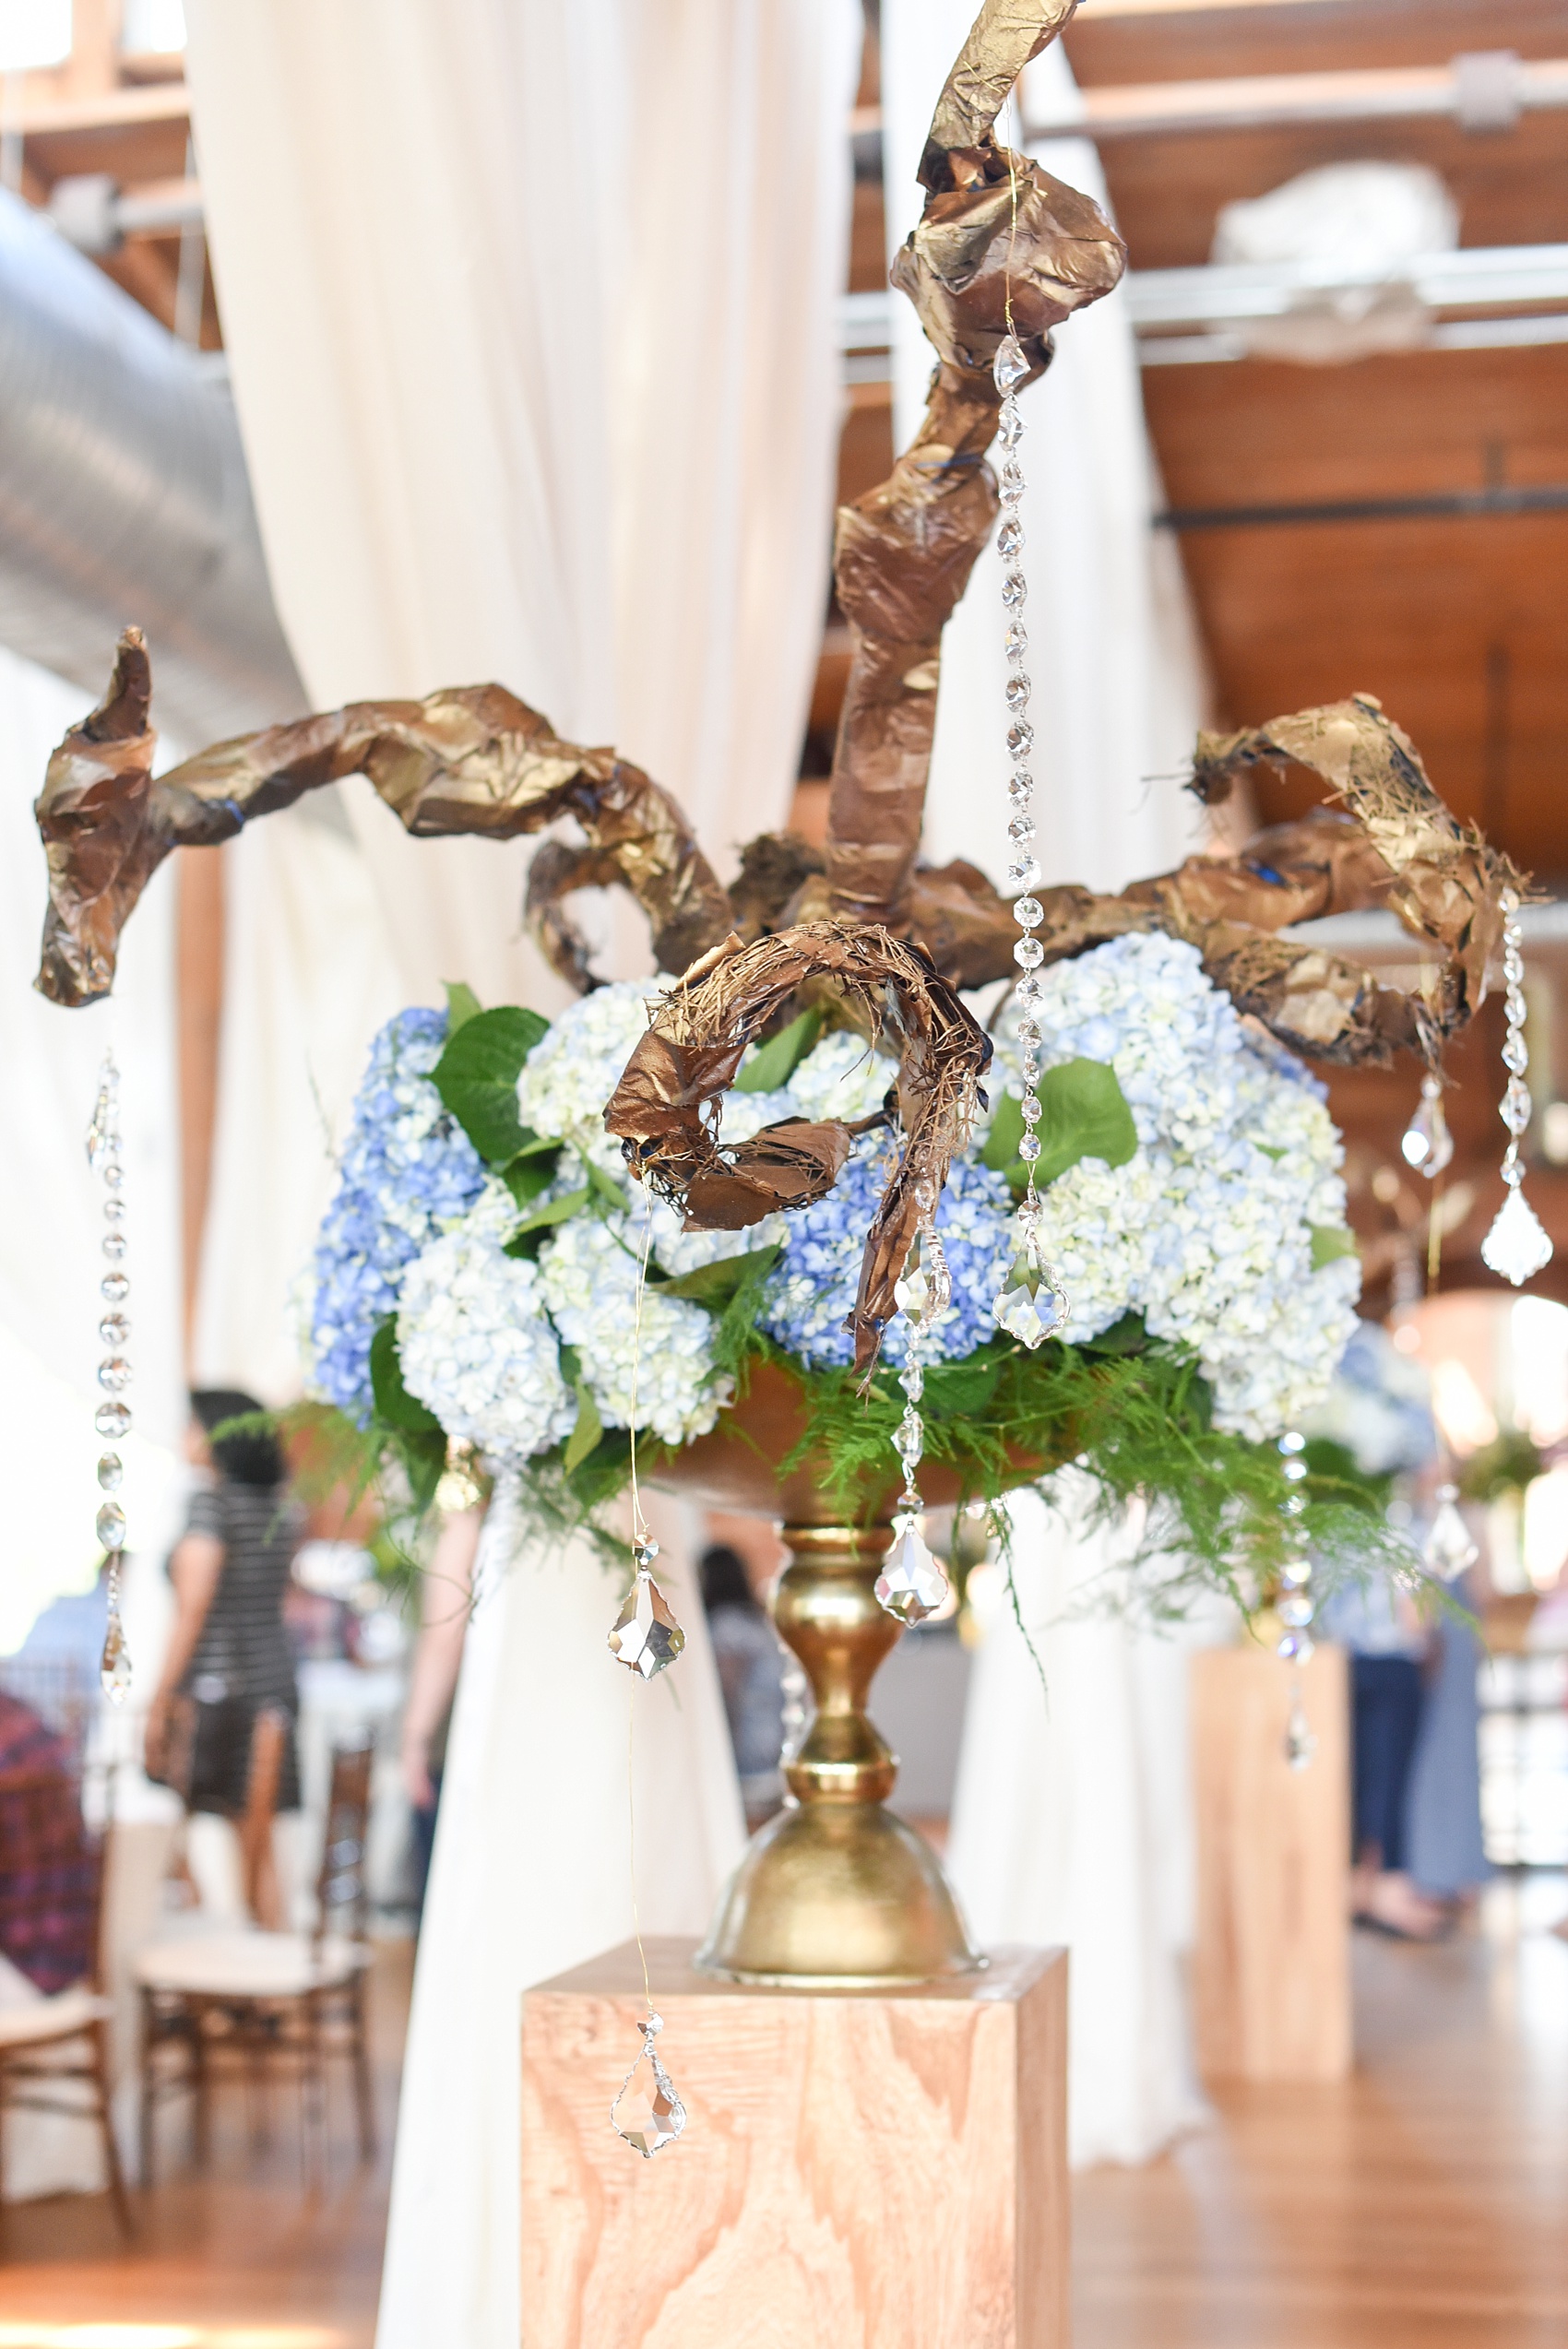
<box><xmin>145</xmin><ymin>1391</ymin><xmax>303</xmax><ymax>1892</ymax></box>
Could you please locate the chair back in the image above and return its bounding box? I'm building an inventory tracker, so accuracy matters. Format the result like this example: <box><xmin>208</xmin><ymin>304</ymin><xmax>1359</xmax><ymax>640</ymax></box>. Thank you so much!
<box><xmin>0</xmin><ymin>1764</ymin><xmax>105</xmax><ymax>1997</ymax></box>
<box><xmin>315</xmin><ymin>1738</ymin><xmax>374</xmax><ymax>1947</ymax></box>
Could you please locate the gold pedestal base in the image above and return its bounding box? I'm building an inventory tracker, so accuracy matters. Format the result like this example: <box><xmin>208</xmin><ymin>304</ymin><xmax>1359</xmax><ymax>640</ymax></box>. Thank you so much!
<box><xmin>695</xmin><ymin>1797</ymin><xmax>980</xmax><ymax>1987</ymax></box>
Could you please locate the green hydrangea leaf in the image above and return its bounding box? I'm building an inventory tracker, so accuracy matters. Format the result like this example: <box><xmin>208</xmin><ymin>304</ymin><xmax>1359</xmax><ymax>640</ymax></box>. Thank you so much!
<box><xmin>652</xmin><ymin>1244</ymin><xmax>780</xmax><ymax>1308</ymax></box>
<box><xmin>1310</xmin><ymin>1223</ymin><xmax>1359</xmax><ymax>1268</ymax></box>
<box><xmin>434</xmin><ymin>1005</ymin><xmax>550</xmax><ymax>1164</ymax></box>
<box><xmin>442</xmin><ymin>980</ymin><xmax>484</xmax><ymax>1036</ymax></box>
<box><xmin>564</xmin><ymin>1381</ymin><xmax>603</xmax><ymax>1474</ymax></box>
<box><xmin>733</xmin><ymin>1007</ymin><xmax>822</xmax><ymax>1094</ymax></box>
<box><xmin>369</xmin><ymin>1316</ymin><xmax>442</xmax><ymax>1434</ymax></box>
<box><xmin>502</xmin><ymin>1185</ymin><xmax>590</xmax><ymax>1260</ymax></box>
<box><xmin>984</xmin><ymin>1058</ymin><xmax>1137</xmax><ymax>1193</ymax></box>
<box><xmin>503</xmin><ymin>1145</ymin><xmax>563</xmax><ymax>1207</ymax></box>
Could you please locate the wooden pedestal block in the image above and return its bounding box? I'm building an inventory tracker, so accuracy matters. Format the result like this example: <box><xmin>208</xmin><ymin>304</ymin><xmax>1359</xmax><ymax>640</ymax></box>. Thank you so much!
<box><xmin>520</xmin><ymin>1937</ymin><xmax>1067</xmax><ymax>2349</ymax></box>
<box><xmin>1191</xmin><ymin>1641</ymin><xmax>1351</xmax><ymax>2083</ymax></box>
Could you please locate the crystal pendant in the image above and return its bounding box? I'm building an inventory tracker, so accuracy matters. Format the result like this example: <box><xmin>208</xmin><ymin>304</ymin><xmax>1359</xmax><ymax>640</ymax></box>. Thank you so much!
<box><xmin>608</xmin><ymin>1571</ymin><xmax>685</xmax><ymax>1679</ymax></box>
<box><xmin>1400</xmin><ymin>1076</ymin><xmax>1453</xmax><ymax>1178</ymax></box>
<box><xmin>992</xmin><ymin>333</ymin><xmax>1029</xmax><ymax>392</ymax></box>
<box><xmin>1423</xmin><ymin>1485</ymin><xmax>1479</xmax><ymax>1582</ymax></box>
<box><xmin>96</xmin><ymin>1501</ymin><xmax>126</xmax><ymax>1550</ymax></box>
<box><xmin>874</xmin><ymin>1515</ymin><xmax>949</xmax><ymax>1626</ymax></box>
<box><xmin>95</xmin><ymin>1400</ymin><xmax>131</xmax><ymax>1440</ymax></box>
<box><xmin>1480</xmin><ymin>1186</ymin><xmax>1554</xmax><ymax>1286</ymax></box>
<box><xmin>97</xmin><ymin>1452</ymin><xmax>123</xmax><ymax>1491</ymax></box>
<box><xmin>100</xmin><ymin>1611</ymin><xmax>132</xmax><ymax>1705</ymax></box>
<box><xmin>894</xmin><ymin>1227</ymin><xmax>950</xmax><ymax>1327</ymax></box>
<box><xmin>1284</xmin><ymin>1702</ymin><xmax>1317</xmax><ymax>1773</ymax></box>
<box><xmin>97</xmin><ymin>1358</ymin><xmax>132</xmax><ymax>1393</ymax></box>
<box><xmin>992</xmin><ymin>1231</ymin><xmax>1069</xmax><ymax>1349</ymax></box>
<box><xmin>100</xmin><ymin>1270</ymin><xmax>131</xmax><ymax>1305</ymax></box>
<box><xmin>1276</xmin><ymin>1629</ymin><xmax>1314</xmax><ymax>1664</ymax></box>
<box><xmin>612</xmin><ymin>2013</ymin><xmax>686</xmax><ymax>2158</ymax></box>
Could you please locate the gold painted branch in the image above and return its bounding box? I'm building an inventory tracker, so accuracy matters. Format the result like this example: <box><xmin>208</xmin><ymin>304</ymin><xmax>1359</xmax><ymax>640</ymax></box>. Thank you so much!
<box><xmin>32</xmin><ymin>630</ymin><xmax>731</xmax><ymax>1006</ymax></box>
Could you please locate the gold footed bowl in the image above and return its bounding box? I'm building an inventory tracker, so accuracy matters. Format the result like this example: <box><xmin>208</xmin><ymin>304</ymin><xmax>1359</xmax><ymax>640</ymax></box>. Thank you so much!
<box><xmin>652</xmin><ymin>1360</ymin><xmax>1051</xmax><ymax>1987</ymax></box>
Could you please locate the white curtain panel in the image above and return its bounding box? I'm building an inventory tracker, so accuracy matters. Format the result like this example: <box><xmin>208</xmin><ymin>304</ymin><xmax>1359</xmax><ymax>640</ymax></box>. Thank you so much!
<box><xmin>182</xmin><ymin>9</ymin><xmax>857</xmax><ymax>2342</ymax></box>
<box><xmin>880</xmin><ymin>2</ymin><xmax>1214</xmax><ymax>2168</ymax></box>
<box><xmin>188</xmin><ymin>802</ymin><xmax>408</xmax><ymax>1402</ymax></box>
<box><xmin>0</xmin><ymin>646</ymin><xmax>186</xmax><ymax>1654</ymax></box>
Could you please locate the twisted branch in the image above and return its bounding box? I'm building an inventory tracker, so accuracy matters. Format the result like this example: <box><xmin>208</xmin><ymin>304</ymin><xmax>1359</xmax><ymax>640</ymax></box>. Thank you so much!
<box><xmin>604</xmin><ymin>923</ymin><xmax>992</xmax><ymax>1379</ymax></box>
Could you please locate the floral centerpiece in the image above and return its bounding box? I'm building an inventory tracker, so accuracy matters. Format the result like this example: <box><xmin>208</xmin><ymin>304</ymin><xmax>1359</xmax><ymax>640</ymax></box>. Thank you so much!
<box><xmin>300</xmin><ymin>927</ymin><xmax>1381</xmax><ymax>1598</ymax></box>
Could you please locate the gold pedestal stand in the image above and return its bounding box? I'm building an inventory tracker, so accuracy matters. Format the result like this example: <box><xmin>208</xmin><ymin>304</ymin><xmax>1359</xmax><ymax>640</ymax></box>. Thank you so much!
<box><xmin>695</xmin><ymin>1524</ymin><xmax>979</xmax><ymax>1985</ymax></box>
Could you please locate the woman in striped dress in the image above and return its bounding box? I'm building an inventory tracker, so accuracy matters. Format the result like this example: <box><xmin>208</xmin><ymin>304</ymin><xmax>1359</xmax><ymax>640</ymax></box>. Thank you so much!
<box><xmin>145</xmin><ymin>1390</ymin><xmax>303</xmax><ymax>1833</ymax></box>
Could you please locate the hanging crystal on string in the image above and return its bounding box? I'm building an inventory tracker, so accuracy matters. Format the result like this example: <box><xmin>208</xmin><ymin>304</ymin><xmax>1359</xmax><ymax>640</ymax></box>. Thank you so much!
<box><xmin>611</xmin><ymin>2010</ymin><xmax>686</xmax><ymax>2158</ymax></box>
<box><xmin>608</xmin><ymin>1537</ymin><xmax>685</xmax><ymax>1679</ymax></box>
<box><xmin>989</xmin><ymin>330</ymin><xmax>1071</xmax><ymax>1350</ymax></box>
<box><xmin>1400</xmin><ymin>1072</ymin><xmax>1454</xmax><ymax>1178</ymax></box>
<box><xmin>1481</xmin><ymin>890</ymin><xmax>1553</xmax><ymax>1286</ymax></box>
<box><xmin>87</xmin><ymin>1050</ymin><xmax>134</xmax><ymax>1703</ymax></box>
<box><xmin>877</xmin><ymin>1184</ymin><xmax>950</xmax><ymax>1626</ymax></box>
<box><xmin>1424</xmin><ymin>1483</ymin><xmax>1479</xmax><ymax>1583</ymax></box>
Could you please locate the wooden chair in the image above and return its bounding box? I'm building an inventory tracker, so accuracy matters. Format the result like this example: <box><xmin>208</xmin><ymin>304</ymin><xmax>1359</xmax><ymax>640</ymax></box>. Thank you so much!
<box><xmin>0</xmin><ymin>1765</ymin><xmax>132</xmax><ymax>2239</ymax></box>
<box><xmin>137</xmin><ymin>1733</ymin><xmax>376</xmax><ymax>2183</ymax></box>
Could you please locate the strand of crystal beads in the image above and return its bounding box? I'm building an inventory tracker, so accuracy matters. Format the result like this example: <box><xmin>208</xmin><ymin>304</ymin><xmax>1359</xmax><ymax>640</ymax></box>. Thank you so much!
<box><xmin>1275</xmin><ymin>1430</ymin><xmax>1316</xmax><ymax>1770</ymax></box>
<box><xmin>87</xmin><ymin>1051</ymin><xmax>133</xmax><ymax>1704</ymax></box>
<box><xmin>1480</xmin><ymin>890</ymin><xmax>1554</xmax><ymax>1287</ymax></box>
<box><xmin>989</xmin><ymin>333</ymin><xmax>1070</xmax><ymax>1353</ymax></box>
<box><xmin>877</xmin><ymin>1183</ymin><xmax>951</xmax><ymax>1625</ymax></box>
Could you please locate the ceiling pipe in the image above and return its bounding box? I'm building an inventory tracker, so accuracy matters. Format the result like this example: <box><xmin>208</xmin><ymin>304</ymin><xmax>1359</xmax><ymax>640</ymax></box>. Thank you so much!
<box><xmin>0</xmin><ymin>183</ymin><xmax>303</xmax><ymax>745</ymax></box>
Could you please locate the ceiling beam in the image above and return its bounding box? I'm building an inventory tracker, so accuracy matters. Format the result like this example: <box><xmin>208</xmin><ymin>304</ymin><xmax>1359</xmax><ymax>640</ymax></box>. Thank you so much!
<box><xmin>1028</xmin><ymin>53</ymin><xmax>1567</xmax><ymax>140</ymax></box>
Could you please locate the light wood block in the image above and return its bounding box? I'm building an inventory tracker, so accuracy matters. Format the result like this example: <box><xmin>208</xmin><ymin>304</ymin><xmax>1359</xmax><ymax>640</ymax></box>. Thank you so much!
<box><xmin>520</xmin><ymin>1937</ymin><xmax>1067</xmax><ymax>2349</ymax></box>
<box><xmin>1191</xmin><ymin>1641</ymin><xmax>1351</xmax><ymax>2084</ymax></box>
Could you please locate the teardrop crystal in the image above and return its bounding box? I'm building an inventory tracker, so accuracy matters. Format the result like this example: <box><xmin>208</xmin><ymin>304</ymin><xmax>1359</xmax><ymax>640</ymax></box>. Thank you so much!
<box><xmin>100</xmin><ymin>1613</ymin><xmax>132</xmax><ymax>1705</ymax></box>
<box><xmin>1399</xmin><ymin>1081</ymin><xmax>1454</xmax><ymax>1177</ymax></box>
<box><xmin>96</xmin><ymin>1501</ymin><xmax>126</xmax><ymax>1549</ymax></box>
<box><xmin>1480</xmin><ymin>1186</ymin><xmax>1553</xmax><ymax>1286</ymax></box>
<box><xmin>607</xmin><ymin>1571</ymin><xmax>685</xmax><ymax>1679</ymax></box>
<box><xmin>1423</xmin><ymin>1486</ymin><xmax>1479</xmax><ymax>1582</ymax></box>
<box><xmin>993</xmin><ymin>1243</ymin><xmax>1068</xmax><ymax>1349</ymax></box>
<box><xmin>612</xmin><ymin>2043</ymin><xmax>686</xmax><ymax>2158</ymax></box>
<box><xmin>874</xmin><ymin>1518</ymin><xmax>949</xmax><ymax>1626</ymax></box>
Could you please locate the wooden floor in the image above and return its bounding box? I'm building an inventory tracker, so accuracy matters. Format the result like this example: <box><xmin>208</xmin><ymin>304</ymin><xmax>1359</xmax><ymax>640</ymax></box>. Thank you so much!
<box><xmin>1</xmin><ymin>1888</ymin><xmax>1564</xmax><ymax>2346</ymax></box>
<box><xmin>1076</xmin><ymin>1874</ymin><xmax>1568</xmax><ymax>2349</ymax></box>
<box><xmin>0</xmin><ymin>1941</ymin><xmax>412</xmax><ymax>2349</ymax></box>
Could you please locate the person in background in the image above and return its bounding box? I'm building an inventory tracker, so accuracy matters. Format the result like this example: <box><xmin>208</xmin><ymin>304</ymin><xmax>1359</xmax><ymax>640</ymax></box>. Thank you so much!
<box><xmin>1323</xmin><ymin>1569</ymin><xmax>1446</xmax><ymax>1941</ymax></box>
<box><xmin>699</xmin><ymin>1544</ymin><xmax>785</xmax><ymax>1819</ymax></box>
<box><xmin>144</xmin><ymin>1391</ymin><xmax>303</xmax><ymax>1915</ymax></box>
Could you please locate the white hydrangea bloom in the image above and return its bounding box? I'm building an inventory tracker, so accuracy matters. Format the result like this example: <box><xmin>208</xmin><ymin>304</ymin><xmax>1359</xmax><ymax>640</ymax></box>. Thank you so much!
<box><xmin>517</xmin><ymin>980</ymin><xmax>662</xmax><ymax>1176</ymax></box>
<box><xmin>538</xmin><ymin>1212</ymin><xmax>728</xmax><ymax>1444</ymax></box>
<box><xmin>782</xmin><ymin>1027</ymin><xmax>897</xmax><ymax>1123</ymax></box>
<box><xmin>990</xmin><ymin>932</ymin><xmax>1360</xmax><ymax>1438</ymax></box>
<box><xmin>397</xmin><ymin>1180</ymin><xmax>576</xmax><ymax>1461</ymax></box>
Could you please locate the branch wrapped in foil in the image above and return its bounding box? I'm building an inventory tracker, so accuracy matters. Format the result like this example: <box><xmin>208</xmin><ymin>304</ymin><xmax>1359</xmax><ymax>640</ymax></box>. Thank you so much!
<box><xmin>604</xmin><ymin>922</ymin><xmax>992</xmax><ymax>1379</ymax></box>
<box><xmin>33</xmin><ymin>630</ymin><xmax>731</xmax><ymax>1006</ymax></box>
<box><xmin>823</xmin><ymin>1</ymin><xmax>1124</xmax><ymax>934</ymax></box>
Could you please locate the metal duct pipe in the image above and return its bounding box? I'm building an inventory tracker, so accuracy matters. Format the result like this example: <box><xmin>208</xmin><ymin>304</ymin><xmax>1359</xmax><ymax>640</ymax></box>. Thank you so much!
<box><xmin>0</xmin><ymin>184</ymin><xmax>303</xmax><ymax>745</ymax></box>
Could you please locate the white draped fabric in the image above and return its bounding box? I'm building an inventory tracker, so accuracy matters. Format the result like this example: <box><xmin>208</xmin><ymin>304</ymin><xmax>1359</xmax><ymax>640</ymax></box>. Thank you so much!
<box><xmin>182</xmin><ymin>8</ymin><xmax>857</xmax><ymax>2341</ymax></box>
<box><xmin>0</xmin><ymin>646</ymin><xmax>185</xmax><ymax>1654</ymax></box>
<box><xmin>947</xmin><ymin>1485</ymin><xmax>1207</xmax><ymax>2168</ymax></box>
<box><xmin>382</xmin><ymin>1490</ymin><xmax>742</xmax><ymax>2349</ymax></box>
<box><xmin>880</xmin><ymin>4</ymin><xmax>1215</xmax><ymax>2167</ymax></box>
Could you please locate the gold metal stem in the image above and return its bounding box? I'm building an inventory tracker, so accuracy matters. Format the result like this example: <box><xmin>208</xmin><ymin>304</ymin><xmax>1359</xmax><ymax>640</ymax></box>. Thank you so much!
<box><xmin>695</xmin><ymin>1523</ymin><xmax>980</xmax><ymax>1987</ymax></box>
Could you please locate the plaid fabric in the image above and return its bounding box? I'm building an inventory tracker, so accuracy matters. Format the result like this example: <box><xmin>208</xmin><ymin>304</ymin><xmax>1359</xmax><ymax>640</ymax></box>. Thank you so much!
<box><xmin>0</xmin><ymin>1694</ymin><xmax>98</xmax><ymax>1995</ymax></box>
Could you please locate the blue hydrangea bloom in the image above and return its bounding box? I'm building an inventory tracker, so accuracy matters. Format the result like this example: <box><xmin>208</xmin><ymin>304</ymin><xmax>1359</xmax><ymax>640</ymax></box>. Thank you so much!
<box><xmin>310</xmin><ymin>1009</ymin><xmax>486</xmax><ymax>1414</ymax></box>
<box><xmin>759</xmin><ymin>1139</ymin><xmax>1015</xmax><ymax>1370</ymax></box>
